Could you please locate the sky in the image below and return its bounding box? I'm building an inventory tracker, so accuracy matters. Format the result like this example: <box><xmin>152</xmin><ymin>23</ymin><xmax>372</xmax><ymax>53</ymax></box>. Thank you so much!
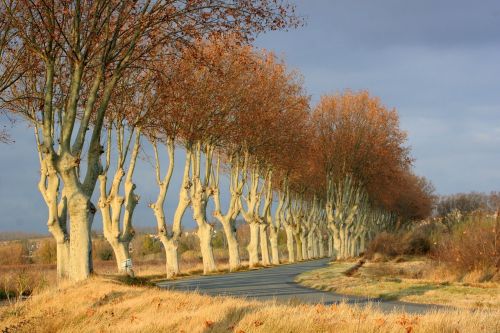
<box><xmin>1</xmin><ymin>0</ymin><xmax>500</xmax><ymax>233</ymax></box>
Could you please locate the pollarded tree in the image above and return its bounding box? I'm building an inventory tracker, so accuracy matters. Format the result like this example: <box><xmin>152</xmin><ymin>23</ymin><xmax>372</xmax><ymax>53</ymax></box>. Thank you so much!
<box><xmin>97</xmin><ymin>69</ymin><xmax>157</xmax><ymax>276</ymax></box>
<box><xmin>151</xmin><ymin>38</ymin><xmax>255</xmax><ymax>274</ymax></box>
<box><xmin>2</xmin><ymin>0</ymin><xmax>300</xmax><ymax>281</ymax></box>
<box><xmin>233</xmin><ymin>51</ymin><xmax>309</xmax><ymax>267</ymax></box>
<box><xmin>312</xmin><ymin>91</ymin><xmax>412</xmax><ymax>259</ymax></box>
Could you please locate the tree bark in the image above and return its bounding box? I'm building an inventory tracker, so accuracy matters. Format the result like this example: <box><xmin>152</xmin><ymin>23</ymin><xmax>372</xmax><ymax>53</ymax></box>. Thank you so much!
<box><xmin>300</xmin><ymin>231</ymin><xmax>308</xmax><ymax>260</ymax></box>
<box><xmin>220</xmin><ymin>220</ymin><xmax>241</xmax><ymax>270</ymax></box>
<box><xmin>247</xmin><ymin>222</ymin><xmax>260</xmax><ymax>267</ymax></box>
<box><xmin>67</xmin><ymin>189</ymin><xmax>94</xmax><ymax>281</ymax></box>
<box><xmin>197</xmin><ymin>222</ymin><xmax>216</xmax><ymax>273</ymax></box>
<box><xmin>328</xmin><ymin>233</ymin><xmax>333</xmax><ymax>257</ymax></box>
<box><xmin>259</xmin><ymin>224</ymin><xmax>271</xmax><ymax>266</ymax></box>
<box><xmin>284</xmin><ymin>224</ymin><xmax>295</xmax><ymax>263</ymax></box>
<box><xmin>294</xmin><ymin>232</ymin><xmax>303</xmax><ymax>261</ymax></box>
<box><xmin>269</xmin><ymin>226</ymin><xmax>280</xmax><ymax>265</ymax></box>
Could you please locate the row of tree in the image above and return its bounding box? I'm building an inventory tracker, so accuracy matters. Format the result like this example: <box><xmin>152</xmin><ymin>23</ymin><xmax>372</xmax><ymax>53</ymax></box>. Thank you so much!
<box><xmin>0</xmin><ymin>0</ymin><xmax>433</xmax><ymax>281</ymax></box>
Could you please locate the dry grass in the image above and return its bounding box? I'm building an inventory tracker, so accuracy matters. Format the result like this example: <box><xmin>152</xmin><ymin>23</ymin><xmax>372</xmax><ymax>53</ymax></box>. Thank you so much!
<box><xmin>0</xmin><ymin>257</ymin><xmax>275</xmax><ymax>302</ymax></box>
<box><xmin>1</xmin><ymin>278</ymin><xmax>499</xmax><ymax>333</ymax></box>
<box><xmin>296</xmin><ymin>259</ymin><xmax>500</xmax><ymax>309</ymax></box>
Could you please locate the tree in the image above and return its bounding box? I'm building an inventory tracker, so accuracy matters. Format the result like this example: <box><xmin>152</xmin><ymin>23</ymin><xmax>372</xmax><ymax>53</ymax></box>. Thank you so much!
<box><xmin>2</xmin><ymin>0</ymin><xmax>300</xmax><ymax>281</ymax></box>
<box><xmin>312</xmin><ymin>91</ymin><xmax>413</xmax><ymax>259</ymax></box>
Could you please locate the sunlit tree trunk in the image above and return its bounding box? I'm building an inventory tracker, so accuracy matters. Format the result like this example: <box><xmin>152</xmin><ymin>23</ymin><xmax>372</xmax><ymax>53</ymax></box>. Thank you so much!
<box><xmin>150</xmin><ymin>139</ymin><xmax>191</xmax><ymax>278</ymax></box>
<box><xmin>191</xmin><ymin>142</ymin><xmax>216</xmax><ymax>274</ymax></box>
<box><xmin>99</xmin><ymin>128</ymin><xmax>140</xmax><ymax>276</ymax></box>
<box><xmin>213</xmin><ymin>154</ymin><xmax>242</xmax><ymax>271</ymax></box>
<box><xmin>240</xmin><ymin>159</ymin><xmax>264</xmax><ymax>268</ymax></box>
<box><xmin>37</xmin><ymin>147</ymin><xmax>70</xmax><ymax>279</ymax></box>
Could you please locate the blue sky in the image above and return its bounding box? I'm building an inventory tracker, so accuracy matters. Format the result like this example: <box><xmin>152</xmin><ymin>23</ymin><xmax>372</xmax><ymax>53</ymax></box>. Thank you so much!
<box><xmin>1</xmin><ymin>0</ymin><xmax>499</xmax><ymax>233</ymax></box>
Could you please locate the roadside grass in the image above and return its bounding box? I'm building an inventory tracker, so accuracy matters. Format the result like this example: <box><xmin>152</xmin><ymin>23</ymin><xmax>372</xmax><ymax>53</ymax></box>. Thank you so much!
<box><xmin>0</xmin><ymin>255</ymin><xmax>296</xmax><ymax>301</ymax></box>
<box><xmin>1</xmin><ymin>278</ymin><xmax>499</xmax><ymax>333</ymax></box>
<box><xmin>295</xmin><ymin>258</ymin><xmax>500</xmax><ymax>309</ymax></box>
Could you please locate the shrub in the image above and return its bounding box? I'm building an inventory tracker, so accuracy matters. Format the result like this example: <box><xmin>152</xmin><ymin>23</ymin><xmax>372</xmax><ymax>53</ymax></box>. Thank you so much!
<box><xmin>365</xmin><ymin>232</ymin><xmax>405</xmax><ymax>258</ymax></box>
<box><xmin>178</xmin><ymin>232</ymin><xmax>199</xmax><ymax>253</ymax></box>
<box><xmin>93</xmin><ymin>239</ymin><xmax>114</xmax><ymax>261</ymax></box>
<box><xmin>141</xmin><ymin>235</ymin><xmax>162</xmax><ymax>255</ymax></box>
<box><xmin>180</xmin><ymin>250</ymin><xmax>201</xmax><ymax>262</ymax></box>
<box><xmin>405</xmin><ymin>233</ymin><xmax>431</xmax><ymax>255</ymax></box>
<box><xmin>431</xmin><ymin>218</ymin><xmax>499</xmax><ymax>280</ymax></box>
<box><xmin>366</xmin><ymin>228</ymin><xmax>433</xmax><ymax>259</ymax></box>
<box><xmin>35</xmin><ymin>239</ymin><xmax>57</xmax><ymax>264</ymax></box>
<box><xmin>0</xmin><ymin>241</ymin><xmax>30</xmax><ymax>265</ymax></box>
<box><xmin>212</xmin><ymin>230</ymin><xmax>226</xmax><ymax>249</ymax></box>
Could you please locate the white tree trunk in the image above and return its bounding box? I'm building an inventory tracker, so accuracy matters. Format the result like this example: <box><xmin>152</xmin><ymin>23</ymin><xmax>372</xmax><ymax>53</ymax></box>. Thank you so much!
<box><xmin>327</xmin><ymin>233</ymin><xmax>333</xmax><ymax>257</ymax></box>
<box><xmin>338</xmin><ymin>227</ymin><xmax>346</xmax><ymax>259</ymax></box>
<box><xmin>56</xmin><ymin>241</ymin><xmax>70</xmax><ymax>278</ymax></box>
<box><xmin>300</xmin><ymin>232</ymin><xmax>308</xmax><ymax>260</ymax></box>
<box><xmin>269</xmin><ymin>227</ymin><xmax>280</xmax><ymax>265</ymax></box>
<box><xmin>307</xmin><ymin>231</ymin><xmax>314</xmax><ymax>258</ymax></box>
<box><xmin>39</xmin><ymin>156</ymin><xmax>71</xmax><ymax>279</ymax></box>
<box><xmin>164</xmin><ymin>239</ymin><xmax>179</xmax><ymax>276</ymax></box>
<box><xmin>197</xmin><ymin>223</ymin><xmax>216</xmax><ymax>274</ymax></box>
<box><xmin>259</xmin><ymin>224</ymin><xmax>271</xmax><ymax>266</ymax></box>
<box><xmin>359</xmin><ymin>234</ymin><xmax>366</xmax><ymax>254</ymax></box>
<box><xmin>67</xmin><ymin>190</ymin><xmax>94</xmax><ymax>281</ymax></box>
<box><xmin>284</xmin><ymin>224</ymin><xmax>295</xmax><ymax>263</ymax></box>
<box><xmin>318</xmin><ymin>232</ymin><xmax>325</xmax><ymax>258</ymax></box>
<box><xmin>220</xmin><ymin>220</ymin><xmax>241</xmax><ymax>271</ymax></box>
<box><xmin>294</xmin><ymin>232</ymin><xmax>303</xmax><ymax>261</ymax></box>
<box><xmin>247</xmin><ymin>222</ymin><xmax>260</xmax><ymax>267</ymax></box>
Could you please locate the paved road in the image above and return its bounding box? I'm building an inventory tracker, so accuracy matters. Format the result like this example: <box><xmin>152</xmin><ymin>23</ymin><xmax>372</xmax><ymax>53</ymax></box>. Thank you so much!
<box><xmin>157</xmin><ymin>258</ymin><xmax>445</xmax><ymax>314</ymax></box>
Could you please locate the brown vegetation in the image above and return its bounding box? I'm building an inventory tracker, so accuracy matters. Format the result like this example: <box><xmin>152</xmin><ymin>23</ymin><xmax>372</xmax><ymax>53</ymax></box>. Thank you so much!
<box><xmin>1</xmin><ymin>278</ymin><xmax>499</xmax><ymax>333</ymax></box>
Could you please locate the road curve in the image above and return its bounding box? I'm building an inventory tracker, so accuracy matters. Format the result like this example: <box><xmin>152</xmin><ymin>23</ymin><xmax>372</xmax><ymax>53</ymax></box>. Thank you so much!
<box><xmin>157</xmin><ymin>258</ymin><xmax>445</xmax><ymax>314</ymax></box>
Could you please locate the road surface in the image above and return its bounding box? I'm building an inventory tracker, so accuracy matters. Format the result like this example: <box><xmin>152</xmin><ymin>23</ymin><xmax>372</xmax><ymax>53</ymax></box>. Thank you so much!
<box><xmin>158</xmin><ymin>258</ymin><xmax>445</xmax><ymax>313</ymax></box>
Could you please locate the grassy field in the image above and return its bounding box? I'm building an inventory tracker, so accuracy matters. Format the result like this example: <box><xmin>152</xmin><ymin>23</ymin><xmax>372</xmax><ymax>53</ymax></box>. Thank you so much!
<box><xmin>1</xmin><ymin>277</ymin><xmax>499</xmax><ymax>333</ymax></box>
<box><xmin>296</xmin><ymin>258</ymin><xmax>500</xmax><ymax>309</ymax></box>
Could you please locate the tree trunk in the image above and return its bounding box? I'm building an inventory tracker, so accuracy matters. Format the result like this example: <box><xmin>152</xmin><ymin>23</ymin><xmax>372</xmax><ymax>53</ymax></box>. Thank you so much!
<box><xmin>220</xmin><ymin>220</ymin><xmax>241</xmax><ymax>271</ymax></box>
<box><xmin>307</xmin><ymin>231</ymin><xmax>314</xmax><ymax>258</ymax></box>
<box><xmin>109</xmin><ymin>239</ymin><xmax>133</xmax><ymax>276</ymax></box>
<box><xmin>328</xmin><ymin>234</ymin><xmax>333</xmax><ymax>257</ymax></box>
<box><xmin>331</xmin><ymin>226</ymin><xmax>341</xmax><ymax>260</ymax></box>
<box><xmin>56</xmin><ymin>241</ymin><xmax>70</xmax><ymax>279</ymax></box>
<box><xmin>349</xmin><ymin>237</ymin><xmax>357</xmax><ymax>257</ymax></box>
<box><xmin>294</xmin><ymin>233</ymin><xmax>303</xmax><ymax>261</ymax></box>
<box><xmin>247</xmin><ymin>222</ymin><xmax>260</xmax><ymax>267</ymax></box>
<box><xmin>197</xmin><ymin>223</ymin><xmax>216</xmax><ymax>274</ymax></box>
<box><xmin>39</xmin><ymin>156</ymin><xmax>70</xmax><ymax>280</ymax></box>
<box><xmin>165</xmin><ymin>239</ymin><xmax>179</xmax><ymax>277</ymax></box>
<box><xmin>318</xmin><ymin>233</ymin><xmax>325</xmax><ymax>258</ymax></box>
<box><xmin>300</xmin><ymin>232</ymin><xmax>308</xmax><ymax>260</ymax></box>
<box><xmin>284</xmin><ymin>224</ymin><xmax>295</xmax><ymax>263</ymax></box>
<box><xmin>338</xmin><ymin>227</ymin><xmax>346</xmax><ymax>259</ymax></box>
<box><xmin>67</xmin><ymin>192</ymin><xmax>95</xmax><ymax>281</ymax></box>
<box><xmin>269</xmin><ymin>227</ymin><xmax>280</xmax><ymax>265</ymax></box>
<box><xmin>259</xmin><ymin>224</ymin><xmax>271</xmax><ymax>266</ymax></box>
<box><xmin>359</xmin><ymin>234</ymin><xmax>366</xmax><ymax>255</ymax></box>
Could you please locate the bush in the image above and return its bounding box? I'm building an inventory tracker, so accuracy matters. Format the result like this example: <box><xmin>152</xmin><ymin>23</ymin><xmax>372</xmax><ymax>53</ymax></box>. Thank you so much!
<box><xmin>35</xmin><ymin>239</ymin><xmax>57</xmax><ymax>264</ymax></box>
<box><xmin>178</xmin><ymin>233</ymin><xmax>199</xmax><ymax>253</ymax></box>
<box><xmin>180</xmin><ymin>250</ymin><xmax>201</xmax><ymax>262</ymax></box>
<box><xmin>431</xmin><ymin>218</ymin><xmax>499</xmax><ymax>280</ymax></box>
<box><xmin>212</xmin><ymin>230</ymin><xmax>226</xmax><ymax>249</ymax></box>
<box><xmin>366</xmin><ymin>228</ymin><xmax>432</xmax><ymax>259</ymax></box>
<box><xmin>93</xmin><ymin>239</ymin><xmax>114</xmax><ymax>261</ymax></box>
<box><xmin>141</xmin><ymin>235</ymin><xmax>162</xmax><ymax>255</ymax></box>
<box><xmin>406</xmin><ymin>235</ymin><xmax>430</xmax><ymax>255</ymax></box>
<box><xmin>0</xmin><ymin>241</ymin><xmax>30</xmax><ymax>265</ymax></box>
<box><xmin>365</xmin><ymin>232</ymin><xmax>405</xmax><ymax>258</ymax></box>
